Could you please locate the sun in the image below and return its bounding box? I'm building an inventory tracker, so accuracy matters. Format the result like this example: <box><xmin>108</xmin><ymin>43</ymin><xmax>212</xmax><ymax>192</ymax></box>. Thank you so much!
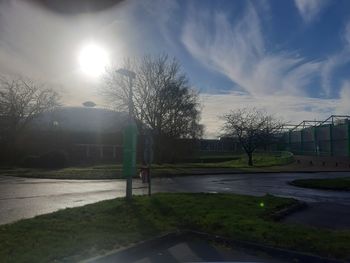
<box><xmin>78</xmin><ymin>43</ymin><xmax>109</xmax><ymax>77</ymax></box>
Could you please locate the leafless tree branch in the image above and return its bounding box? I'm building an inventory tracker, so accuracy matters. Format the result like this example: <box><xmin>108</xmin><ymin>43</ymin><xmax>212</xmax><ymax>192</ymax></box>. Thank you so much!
<box><xmin>101</xmin><ymin>54</ymin><xmax>203</xmax><ymax>139</ymax></box>
<box><xmin>0</xmin><ymin>75</ymin><xmax>61</xmax><ymax>149</ymax></box>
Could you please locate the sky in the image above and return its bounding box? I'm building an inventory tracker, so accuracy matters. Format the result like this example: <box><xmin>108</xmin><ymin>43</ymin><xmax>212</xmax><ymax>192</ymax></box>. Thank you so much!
<box><xmin>1</xmin><ymin>0</ymin><xmax>350</xmax><ymax>137</ymax></box>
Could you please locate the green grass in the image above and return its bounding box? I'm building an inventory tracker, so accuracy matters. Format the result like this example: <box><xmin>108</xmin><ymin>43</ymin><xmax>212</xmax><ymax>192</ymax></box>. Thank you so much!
<box><xmin>0</xmin><ymin>193</ymin><xmax>349</xmax><ymax>262</ymax></box>
<box><xmin>0</xmin><ymin>152</ymin><xmax>294</xmax><ymax>179</ymax></box>
<box><xmin>290</xmin><ymin>177</ymin><xmax>350</xmax><ymax>191</ymax></box>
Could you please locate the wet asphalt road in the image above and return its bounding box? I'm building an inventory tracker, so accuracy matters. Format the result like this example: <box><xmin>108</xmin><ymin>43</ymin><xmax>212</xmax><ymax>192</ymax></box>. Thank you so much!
<box><xmin>1</xmin><ymin>172</ymin><xmax>350</xmax><ymax>225</ymax></box>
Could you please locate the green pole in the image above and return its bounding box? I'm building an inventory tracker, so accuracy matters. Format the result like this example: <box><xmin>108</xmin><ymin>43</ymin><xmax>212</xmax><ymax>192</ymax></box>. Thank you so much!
<box><xmin>329</xmin><ymin>124</ymin><xmax>334</xmax><ymax>157</ymax></box>
<box><xmin>116</xmin><ymin>68</ymin><xmax>137</xmax><ymax>200</ymax></box>
<box><xmin>122</xmin><ymin>121</ymin><xmax>138</xmax><ymax>199</ymax></box>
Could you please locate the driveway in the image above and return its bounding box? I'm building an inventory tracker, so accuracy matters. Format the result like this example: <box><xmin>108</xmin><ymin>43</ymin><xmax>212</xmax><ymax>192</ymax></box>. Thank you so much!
<box><xmin>163</xmin><ymin>172</ymin><xmax>350</xmax><ymax>204</ymax></box>
<box><xmin>1</xmin><ymin>171</ymin><xmax>350</xmax><ymax>225</ymax></box>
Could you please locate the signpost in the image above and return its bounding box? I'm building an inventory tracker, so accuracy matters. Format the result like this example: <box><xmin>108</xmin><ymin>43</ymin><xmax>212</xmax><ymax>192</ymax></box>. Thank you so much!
<box><xmin>117</xmin><ymin>67</ymin><xmax>137</xmax><ymax>200</ymax></box>
<box><xmin>122</xmin><ymin>121</ymin><xmax>137</xmax><ymax>200</ymax></box>
<box><xmin>143</xmin><ymin>132</ymin><xmax>153</xmax><ymax>196</ymax></box>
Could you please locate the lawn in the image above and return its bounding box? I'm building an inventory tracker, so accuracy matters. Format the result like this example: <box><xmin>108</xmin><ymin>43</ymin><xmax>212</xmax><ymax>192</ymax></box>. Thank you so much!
<box><xmin>0</xmin><ymin>193</ymin><xmax>349</xmax><ymax>262</ymax></box>
<box><xmin>290</xmin><ymin>177</ymin><xmax>350</xmax><ymax>191</ymax></box>
<box><xmin>0</xmin><ymin>151</ymin><xmax>294</xmax><ymax>179</ymax></box>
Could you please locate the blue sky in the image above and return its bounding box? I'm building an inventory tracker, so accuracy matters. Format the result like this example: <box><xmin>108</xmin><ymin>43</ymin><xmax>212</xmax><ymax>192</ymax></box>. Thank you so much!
<box><xmin>1</xmin><ymin>0</ymin><xmax>350</xmax><ymax>137</ymax></box>
<box><xmin>139</xmin><ymin>0</ymin><xmax>350</xmax><ymax>98</ymax></box>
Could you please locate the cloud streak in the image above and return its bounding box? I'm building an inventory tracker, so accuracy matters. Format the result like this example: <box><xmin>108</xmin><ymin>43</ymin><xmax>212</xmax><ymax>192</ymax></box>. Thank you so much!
<box><xmin>201</xmin><ymin>91</ymin><xmax>338</xmax><ymax>138</ymax></box>
<box><xmin>294</xmin><ymin>0</ymin><xmax>329</xmax><ymax>23</ymax></box>
<box><xmin>182</xmin><ymin>3</ymin><xmax>321</xmax><ymax>97</ymax></box>
<box><xmin>321</xmin><ymin>21</ymin><xmax>350</xmax><ymax>96</ymax></box>
<box><xmin>337</xmin><ymin>81</ymin><xmax>350</xmax><ymax>113</ymax></box>
<box><xmin>180</xmin><ymin>2</ymin><xmax>350</xmax><ymax>137</ymax></box>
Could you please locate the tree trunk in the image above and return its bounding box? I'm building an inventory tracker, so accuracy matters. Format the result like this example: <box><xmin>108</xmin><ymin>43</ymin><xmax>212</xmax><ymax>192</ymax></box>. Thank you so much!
<box><xmin>247</xmin><ymin>152</ymin><xmax>253</xmax><ymax>166</ymax></box>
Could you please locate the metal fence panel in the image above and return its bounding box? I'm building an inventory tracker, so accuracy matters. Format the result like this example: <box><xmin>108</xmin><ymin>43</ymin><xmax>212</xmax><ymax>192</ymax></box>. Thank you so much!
<box><xmin>283</xmin><ymin>123</ymin><xmax>349</xmax><ymax>157</ymax></box>
<box><xmin>291</xmin><ymin>131</ymin><xmax>301</xmax><ymax>142</ymax></box>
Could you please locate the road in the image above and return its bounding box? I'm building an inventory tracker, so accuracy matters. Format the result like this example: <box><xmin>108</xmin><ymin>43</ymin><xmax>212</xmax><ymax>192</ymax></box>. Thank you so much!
<box><xmin>1</xmin><ymin>172</ymin><xmax>350</xmax><ymax>225</ymax></box>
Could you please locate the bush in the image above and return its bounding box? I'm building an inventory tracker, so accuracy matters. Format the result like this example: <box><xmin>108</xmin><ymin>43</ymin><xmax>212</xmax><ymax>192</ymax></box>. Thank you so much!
<box><xmin>21</xmin><ymin>151</ymin><xmax>67</xmax><ymax>169</ymax></box>
<box><xmin>183</xmin><ymin>156</ymin><xmax>240</xmax><ymax>163</ymax></box>
<box><xmin>39</xmin><ymin>150</ymin><xmax>67</xmax><ymax>169</ymax></box>
<box><xmin>21</xmin><ymin>155</ymin><xmax>41</xmax><ymax>168</ymax></box>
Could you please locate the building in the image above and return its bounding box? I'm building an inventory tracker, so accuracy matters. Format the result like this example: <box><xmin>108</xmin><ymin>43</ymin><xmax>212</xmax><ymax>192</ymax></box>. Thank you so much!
<box><xmin>18</xmin><ymin>106</ymin><xmax>128</xmax><ymax>164</ymax></box>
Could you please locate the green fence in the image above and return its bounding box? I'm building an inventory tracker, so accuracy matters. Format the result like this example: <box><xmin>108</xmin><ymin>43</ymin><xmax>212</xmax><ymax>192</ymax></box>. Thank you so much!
<box><xmin>284</xmin><ymin>122</ymin><xmax>350</xmax><ymax>157</ymax></box>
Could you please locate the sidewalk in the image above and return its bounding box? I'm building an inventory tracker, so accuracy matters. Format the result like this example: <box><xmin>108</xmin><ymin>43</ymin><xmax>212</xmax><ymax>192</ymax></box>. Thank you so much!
<box><xmin>87</xmin><ymin>231</ymin><xmax>341</xmax><ymax>263</ymax></box>
<box><xmin>282</xmin><ymin>202</ymin><xmax>350</xmax><ymax>230</ymax></box>
<box><xmin>154</xmin><ymin>164</ymin><xmax>350</xmax><ymax>177</ymax></box>
<box><xmin>155</xmin><ymin>156</ymin><xmax>350</xmax><ymax>177</ymax></box>
<box><xmin>88</xmin><ymin>233</ymin><xmax>285</xmax><ymax>263</ymax></box>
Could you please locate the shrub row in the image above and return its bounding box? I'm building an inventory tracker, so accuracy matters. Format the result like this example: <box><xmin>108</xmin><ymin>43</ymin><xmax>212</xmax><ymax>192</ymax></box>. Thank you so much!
<box><xmin>21</xmin><ymin>150</ymin><xmax>67</xmax><ymax>169</ymax></box>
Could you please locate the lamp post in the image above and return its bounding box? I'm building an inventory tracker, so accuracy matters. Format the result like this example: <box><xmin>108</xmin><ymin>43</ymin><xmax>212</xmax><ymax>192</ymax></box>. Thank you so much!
<box><xmin>116</xmin><ymin>68</ymin><xmax>137</xmax><ymax>200</ymax></box>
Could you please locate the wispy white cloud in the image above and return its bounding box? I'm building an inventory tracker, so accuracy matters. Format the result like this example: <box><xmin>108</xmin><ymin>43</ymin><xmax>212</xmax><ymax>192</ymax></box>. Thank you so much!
<box><xmin>321</xmin><ymin>21</ymin><xmax>350</xmax><ymax>96</ymax></box>
<box><xmin>141</xmin><ymin>0</ymin><xmax>179</xmax><ymax>27</ymax></box>
<box><xmin>294</xmin><ymin>0</ymin><xmax>329</xmax><ymax>23</ymax></box>
<box><xmin>337</xmin><ymin>81</ymin><xmax>350</xmax><ymax>113</ymax></box>
<box><xmin>201</xmin><ymin>92</ymin><xmax>338</xmax><ymax>138</ymax></box>
<box><xmin>182</xmin><ymin>4</ymin><xmax>321</xmax><ymax>97</ymax></box>
<box><xmin>139</xmin><ymin>0</ymin><xmax>181</xmax><ymax>51</ymax></box>
<box><xmin>181</xmin><ymin>0</ymin><xmax>349</xmax><ymax>130</ymax></box>
<box><xmin>345</xmin><ymin>21</ymin><xmax>350</xmax><ymax>44</ymax></box>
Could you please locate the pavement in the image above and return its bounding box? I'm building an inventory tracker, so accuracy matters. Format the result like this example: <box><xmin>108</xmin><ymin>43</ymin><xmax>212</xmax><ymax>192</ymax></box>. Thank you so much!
<box><xmin>0</xmin><ymin>176</ymin><xmax>129</xmax><ymax>225</ymax></box>
<box><xmin>88</xmin><ymin>231</ymin><xmax>343</xmax><ymax>263</ymax></box>
<box><xmin>90</xmin><ymin>233</ymin><xmax>287</xmax><ymax>263</ymax></box>
<box><xmin>1</xmin><ymin>172</ymin><xmax>350</xmax><ymax>226</ymax></box>
<box><xmin>282</xmin><ymin>202</ymin><xmax>350</xmax><ymax>229</ymax></box>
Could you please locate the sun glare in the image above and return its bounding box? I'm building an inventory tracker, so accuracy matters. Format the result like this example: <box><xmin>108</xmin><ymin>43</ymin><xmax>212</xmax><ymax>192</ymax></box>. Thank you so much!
<box><xmin>78</xmin><ymin>43</ymin><xmax>108</xmax><ymax>77</ymax></box>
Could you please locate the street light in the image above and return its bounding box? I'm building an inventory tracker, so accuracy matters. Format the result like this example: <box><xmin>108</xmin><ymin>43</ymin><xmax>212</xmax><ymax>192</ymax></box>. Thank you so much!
<box><xmin>116</xmin><ymin>68</ymin><xmax>137</xmax><ymax>200</ymax></box>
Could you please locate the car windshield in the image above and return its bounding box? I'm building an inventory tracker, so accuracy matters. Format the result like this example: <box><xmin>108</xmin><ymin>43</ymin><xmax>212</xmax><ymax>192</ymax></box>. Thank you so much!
<box><xmin>1</xmin><ymin>1</ymin><xmax>350</xmax><ymax>263</ymax></box>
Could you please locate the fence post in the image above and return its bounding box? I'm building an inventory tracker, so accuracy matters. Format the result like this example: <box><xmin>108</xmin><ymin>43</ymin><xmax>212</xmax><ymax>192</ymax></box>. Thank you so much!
<box><xmin>288</xmin><ymin>130</ymin><xmax>292</xmax><ymax>151</ymax></box>
<box><xmin>329</xmin><ymin>124</ymin><xmax>334</xmax><ymax>157</ymax></box>
<box><xmin>300</xmin><ymin>130</ymin><xmax>304</xmax><ymax>155</ymax></box>
<box><xmin>313</xmin><ymin>126</ymin><xmax>318</xmax><ymax>156</ymax></box>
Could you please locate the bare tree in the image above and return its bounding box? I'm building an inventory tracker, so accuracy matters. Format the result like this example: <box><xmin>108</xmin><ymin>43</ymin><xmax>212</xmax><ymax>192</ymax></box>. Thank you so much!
<box><xmin>0</xmin><ymin>76</ymin><xmax>60</xmax><ymax>159</ymax></box>
<box><xmin>102</xmin><ymin>55</ymin><xmax>203</xmax><ymax>139</ymax></box>
<box><xmin>222</xmin><ymin>108</ymin><xmax>283</xmax><ymax>166</ymax></box>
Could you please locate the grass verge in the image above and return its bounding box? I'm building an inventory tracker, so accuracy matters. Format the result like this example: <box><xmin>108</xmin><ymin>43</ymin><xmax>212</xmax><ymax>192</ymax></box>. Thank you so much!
<box><xmin>0</xmin><ymin>152</ymin><xmax>294</xmax><ymax>179</ymax></box>
<box><xmin>0</xmin><ymin>193</ymin><xmax>349</xmax><ymax>262</ymax></box>
<box><xmin>290</xmin><ymin>177</ymin><xmax>350</xmax><ymax>191</ymax></box>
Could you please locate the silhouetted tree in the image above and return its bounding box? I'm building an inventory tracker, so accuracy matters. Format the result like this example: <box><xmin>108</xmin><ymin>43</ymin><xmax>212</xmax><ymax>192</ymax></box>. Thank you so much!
<box><xmin>102</xmin><ymin>55</ymin><xmax>203</xmax><ymax>162</ymax></box>
<box><xmin>222</xmin><ymin>108</ymin><xmax>283</xmax><ymax>166</ymax></box>
<box><xmin>0</xmin><ymin>76</ymin><xmax>60</xmax><ymax>162</ymax></box>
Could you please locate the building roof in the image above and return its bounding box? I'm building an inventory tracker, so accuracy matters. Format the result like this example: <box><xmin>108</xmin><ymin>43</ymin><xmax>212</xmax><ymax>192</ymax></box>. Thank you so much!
<box><xmin>30</xmin><ymin>106</ymin><xmax>128</xmax><ymax>133</ymax></box>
